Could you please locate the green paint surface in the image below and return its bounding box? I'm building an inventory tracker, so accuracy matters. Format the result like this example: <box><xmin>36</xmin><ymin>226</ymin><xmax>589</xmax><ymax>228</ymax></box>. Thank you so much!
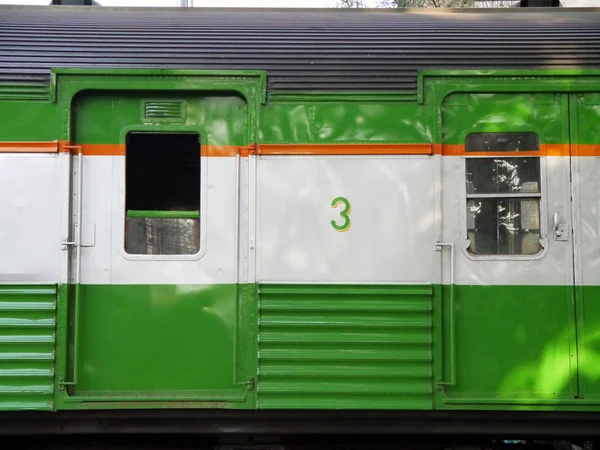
<box><xmin>437</xmin><ymin>285</ymin><xmax>577</xmax><ymax>407</ymax></box>
<box><xmin>0</xmin><ymin>283</ymin><xmax>598</xmax><ymax>411</ymax></box>
<box><xmin>0</xmin><ymin>285</ymin><xmax>56</xmax><ymax>411</ymax></box>
<box><xmin>576</xmin><ymin>286</ymin><xmax>600</xmax><ymax>403</ymax></box>
<box><xmin>73</xmin><ymin>91</ymin><xmax>248</xmax><ymax>147</ymax></box>
<box><xmin>1</xmin><ymin>70</ymin><xmax>600</xmax><ymax>147</ymax></box>
<box><xmin>55</xmin><ymin>284</ymin><xmax>255</xmax><ymax>408</ymax></box>
<box><xmin>258</xmin><ymin>100</ymin><xmax>431</xmax><ymax>145</ymax></box>
<box><xmin>572</xmin><ymin>93</ymin><xmax>600</xmax><ymax>147</ymax></box>
<box><xmin>257</xmin><ymin>284</ymin><xmax>433</xmax><ymax>409</ymax></box>
<box><xmin>442</xmin><ymin>92</ymin><xmax>569</xmax><ymax>145</ymax></box>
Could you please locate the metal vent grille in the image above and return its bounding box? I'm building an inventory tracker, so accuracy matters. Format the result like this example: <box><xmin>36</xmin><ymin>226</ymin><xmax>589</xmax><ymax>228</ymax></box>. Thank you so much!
<box><xmin>143</xmin><ymin>100</ymin><xmax>185</xmax><ymax>121</ymax></box>
<box><xmin>0</xmin><ymin>82</ymin><xmax>50</xmax><ymax>102</ymax></box>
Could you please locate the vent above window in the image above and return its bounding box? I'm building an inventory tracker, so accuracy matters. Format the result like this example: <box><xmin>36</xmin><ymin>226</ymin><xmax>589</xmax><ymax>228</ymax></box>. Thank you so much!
<box><xmin>143</xmin><ymin>100</ymin><xmax>186</xmax><ymax>122</ymax></box>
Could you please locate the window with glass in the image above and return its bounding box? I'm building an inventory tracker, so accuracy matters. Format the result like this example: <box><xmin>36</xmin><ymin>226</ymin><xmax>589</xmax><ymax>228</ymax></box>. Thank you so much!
<box><xmin>465</xmin><ymin>132</ymin><xmax>541</xmax><ymax>256</ymax></box>
<box><xmin>125</xmin><ymin>132</ymin><xmax>200</xmax><ymax>255</ymax></box>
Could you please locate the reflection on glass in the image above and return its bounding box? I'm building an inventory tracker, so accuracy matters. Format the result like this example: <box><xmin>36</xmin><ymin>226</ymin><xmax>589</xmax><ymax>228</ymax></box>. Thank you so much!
<box><xmin>467</xmin><ymin>198</ymin><xmax>541</xmax><ymax>255</ymax></box>
<box><xmin>466</xmin><ymin>158</ymin><xmax>540</xmax><ymax>195</ymax></box>
<box><xmin>125</xmin><ymin>217</ymin><xmax>200</xmax><ymax>255</ymax></box>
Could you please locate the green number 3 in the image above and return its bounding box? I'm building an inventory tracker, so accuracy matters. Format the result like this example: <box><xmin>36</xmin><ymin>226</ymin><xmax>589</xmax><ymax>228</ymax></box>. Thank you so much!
<box><xmin>331</xmin><ymin>196</ymin><xmax>351</xmax><ymax>232</ymax></box>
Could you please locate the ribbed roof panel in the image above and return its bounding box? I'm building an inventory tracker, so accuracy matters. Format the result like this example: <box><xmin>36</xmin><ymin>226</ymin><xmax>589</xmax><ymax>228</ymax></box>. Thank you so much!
<box><xmin>1</xmin><ymin>6</ymin><xmax>599</xmax><ymax>92</ymax></box>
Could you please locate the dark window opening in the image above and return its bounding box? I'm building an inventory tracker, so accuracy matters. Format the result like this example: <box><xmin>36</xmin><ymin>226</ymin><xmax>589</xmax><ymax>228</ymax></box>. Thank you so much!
<box><xmin>125</xmin><ymin>132</ymin><xmax>200</xmax><ymax>255</ymax></box>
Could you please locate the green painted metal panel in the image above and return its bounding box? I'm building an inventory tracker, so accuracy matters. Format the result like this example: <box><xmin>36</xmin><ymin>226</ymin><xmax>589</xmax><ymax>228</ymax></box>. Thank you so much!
<box><xmin>578</xmin><ymin>286</ymin><xmax>600</xmax><ymax>403</ymax></box>
<box><xmin>1</xmin><ymin>71</ymin><xmax>600</xmax><ymax>148</ymax></box>
<box><xmin>257</xmin><ymin>284</ymin><xmax>433</xmax><ymax>409</ymax></box>
<box><xmin>0</xmin><ymin>281</ymin><xmax>590</xmax><ymax>411</ymax></box>
<box><xmin>0</xmin><ymin>83</ymin><xmax>50</xmax><ymax>102</ymax></box>
<box><xmin>436</xmin><ymin>285</ymin><xmax>577</xmax><ymax>407</ymax></box>
<box><xmin>0</xmin><ymin>285</ymin><xmax>56</xmax><ymax>411</ymax></box>
<box><xmin>73</xmin><ymin>91</ymin><xmax>248</xmax><ymax>146</ymax></box>
<box><xmin>56</xmin><ymin>284</ymin><xmax>254</xmax><ymax>407</ymax></box>
<box><xmin>442</xmin><ymin>92</ymin><xmax>566</xmax><ymax>145</ymax></box>
<box><xmin>572</xmin><ymin>93</ymin><xmax>600</xmax><ymax>146</ymax></box>
<box><xmin>258</xmin><ymin>101</ymin><xmax>431</xmax><ymax>145</ymax></box>
<box><xmin>0</xmin><ymin>101</ymin><xmax>61</xmax><ymax>142</ymax></box>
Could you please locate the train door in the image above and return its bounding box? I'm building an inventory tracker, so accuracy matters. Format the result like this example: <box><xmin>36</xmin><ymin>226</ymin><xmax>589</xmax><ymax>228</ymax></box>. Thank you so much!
<box><xmin>60</xmin><ymin>91</ymin><xmax>253</xmax><ymax>405</ymax></box>
<box><xmin>571</xmin><ymin>93</ymin><xmax>600</xmax><ymax>403</ymax></box>
<box><xmin>438</xmin><ymin>92</ymin><xmax>579</xmax><ymax>405</ymax></box>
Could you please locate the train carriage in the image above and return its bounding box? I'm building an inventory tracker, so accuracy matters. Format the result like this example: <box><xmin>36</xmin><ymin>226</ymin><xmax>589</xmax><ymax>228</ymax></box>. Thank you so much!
<box><xmin>0</xmin><ymin>4</ymin><xmax>600</xmax><ymax>437</ymax></box>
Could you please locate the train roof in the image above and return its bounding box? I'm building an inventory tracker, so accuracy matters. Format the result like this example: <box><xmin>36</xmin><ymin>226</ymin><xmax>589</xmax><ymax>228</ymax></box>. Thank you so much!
<box><xmin>1</xmin><ymin>6</ymin><xmax>600</xmax><ymax>92</ymax></box>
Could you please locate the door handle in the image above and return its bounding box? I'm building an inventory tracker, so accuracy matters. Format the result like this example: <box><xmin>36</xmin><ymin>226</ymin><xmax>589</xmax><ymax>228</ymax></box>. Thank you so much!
<box><xmin>553</xmin><ymin>212</ymin><xmax>567</xmax><ymax>241</ymax></box>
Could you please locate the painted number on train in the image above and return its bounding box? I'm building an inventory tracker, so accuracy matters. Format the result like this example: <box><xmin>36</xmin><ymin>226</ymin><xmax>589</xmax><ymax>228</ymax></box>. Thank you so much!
<box><xmin>331</xmin><ymin>196</ymin><xmax>351</xmax><ymax>232</ymax></box>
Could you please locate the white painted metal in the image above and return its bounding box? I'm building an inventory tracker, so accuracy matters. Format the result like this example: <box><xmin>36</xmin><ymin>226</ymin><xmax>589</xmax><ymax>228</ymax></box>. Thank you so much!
<box><xmin>4</xmin><ymin>138</ymin><xmax>600</xmax><ymax>289</ymax></box>
<box><xmin>440</xmin><ymin>155</ymin><xmax>573</xmax><ymax>286</ymax></box>
<box><xmin>256</xmin><ymin>155</ymin><xmax>435</xmax><ymax>284</ymax></box>
<box><xmin>76</xmin><ymin>156</ymin><xmax>244</xmax><ymax>285</ymax></box>
<box><xmin>0</xmin><ymin>154</ymin><xmax>64</xmax><ymax>283</ymax></box>
<box><xmin>234</xmin><ymin>152</ymin><xmax>240</xmax><ymax>284</ymax></box>
<box><xmin>59</xmin><ymin>152</ymin><xmax>72</xmax><ymax>285</ymax></box>
<box><xmin>248</xmin><ymin>154</ymin><xmax>257</xmax><ymax>285</ymax></box>
<box><xmin>572</xmin><ymin>98</ymin><xmax>600</xmax><ymax>289</ymax></box>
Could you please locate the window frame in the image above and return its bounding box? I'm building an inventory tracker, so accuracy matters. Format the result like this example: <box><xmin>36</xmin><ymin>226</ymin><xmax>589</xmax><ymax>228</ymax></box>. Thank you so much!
<box><xmin>459</xmin><ymin>153</ymin><xmax>549</xmax><ymax>262</ymax></box>
<box><xmin>117</xmin><ymin>124</ymin><xmax>208</xmax><ymax>262</ymax></box>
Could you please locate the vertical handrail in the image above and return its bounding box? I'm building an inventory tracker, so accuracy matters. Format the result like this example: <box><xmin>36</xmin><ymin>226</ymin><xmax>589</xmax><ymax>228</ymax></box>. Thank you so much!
<box><xmin>60</xmin><ymin>145</ymin><xmax>83</xmax><ymax>389</ymax></box>
<box><xmin>233</xmin><ymin>150</ymin><xmax>241</xmax><ymax>384</ymax></box>
<box><xmin>436</xmin><ymin>241</ymin><xmax>456</xmax><ymax>388</ymax></box>
<box><xmin>234</xmin><ymin>152</ymin><xmax>240</xmax><ymax>285</ymax></box>
<box><xmin>73</xmin><ymin>146</ymin><xmax>83</xmax><ymax>387</ymax></box>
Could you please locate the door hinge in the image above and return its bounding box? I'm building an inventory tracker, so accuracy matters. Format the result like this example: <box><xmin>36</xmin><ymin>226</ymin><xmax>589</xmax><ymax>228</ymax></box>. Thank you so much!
<box><xmin>246</xmin><ymin>376</ymin><xmax>255</xmax><ymax>391</ymax></box>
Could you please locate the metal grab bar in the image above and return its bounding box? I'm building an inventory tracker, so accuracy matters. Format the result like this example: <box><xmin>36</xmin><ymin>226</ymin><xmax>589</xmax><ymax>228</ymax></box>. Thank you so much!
<box><xmin>435</xmin><ymin>241</ymin><xmax>456</xmax><ymax>389</ymax></box>
<box><xmin>59</xmin><ymin>145</ymin><xmax>83</xmax><ymax>390</ymax></box>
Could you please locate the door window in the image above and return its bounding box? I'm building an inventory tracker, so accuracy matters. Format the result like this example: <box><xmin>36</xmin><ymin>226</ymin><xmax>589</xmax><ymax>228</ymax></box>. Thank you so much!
<box><xmin>124</xmin><ymin>131</ymin><xmax>200</xmax><ymax>255</ymax></box>
<box><xmin>465</xmin><ymin>132</ymin><xmax>542</xmax><ymax>256</ymax></box>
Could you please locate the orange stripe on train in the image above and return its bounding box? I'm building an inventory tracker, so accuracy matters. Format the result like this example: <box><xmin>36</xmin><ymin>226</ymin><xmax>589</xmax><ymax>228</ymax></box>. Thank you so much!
<box><xmin>435</xmin><ymin>143</ymin><xmax>599</xmax><ymax>156</ymax></box>
<box><xmin>0</xmin><ymin>141</ymin><xmax>61</xmax><ymax>153</ymax></box>
<box><xmin>0</xmin><ymin>141</ymin><xmax>598</xmax><ymax>157</ymax></box>
<box><xmin>258</xmin><ymin>143</ymin><xmax>433</xmax><ymax>155</ymax></box>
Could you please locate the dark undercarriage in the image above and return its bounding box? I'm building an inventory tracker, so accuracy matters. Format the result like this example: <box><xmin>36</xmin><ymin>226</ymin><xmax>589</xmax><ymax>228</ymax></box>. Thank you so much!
<box><xmin>2</xmin><ymin>410</ymin><xmax>599</xmax><ymax>440</ymax></box>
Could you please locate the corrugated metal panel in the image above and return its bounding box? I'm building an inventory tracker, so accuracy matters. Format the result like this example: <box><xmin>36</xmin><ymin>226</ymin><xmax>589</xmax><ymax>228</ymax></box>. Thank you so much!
<box><xmin>0</xmin><ymin>82</ymin><xmax>50</xmax><ymax>101</ymax></box>
<box><xmin>257</xmin><ymin>284</ymin><xmax>433</xmax><ymax>409</ymax></box>
<box><xmin>0</xmin><ymin>285</ymin><xmax>56</xmax><ymax>411</ymax></box>
<box><xmin>0</xmin><ymin>7</ymin><xmax>599</xmax><ymax>92</ymax></box>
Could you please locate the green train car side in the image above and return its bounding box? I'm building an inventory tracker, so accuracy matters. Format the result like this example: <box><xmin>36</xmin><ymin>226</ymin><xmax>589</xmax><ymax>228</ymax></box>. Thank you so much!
<box><xmin>0</xmin><ymin>5</ymin><xmax>599</xmax><ymax>437</ymax></box>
